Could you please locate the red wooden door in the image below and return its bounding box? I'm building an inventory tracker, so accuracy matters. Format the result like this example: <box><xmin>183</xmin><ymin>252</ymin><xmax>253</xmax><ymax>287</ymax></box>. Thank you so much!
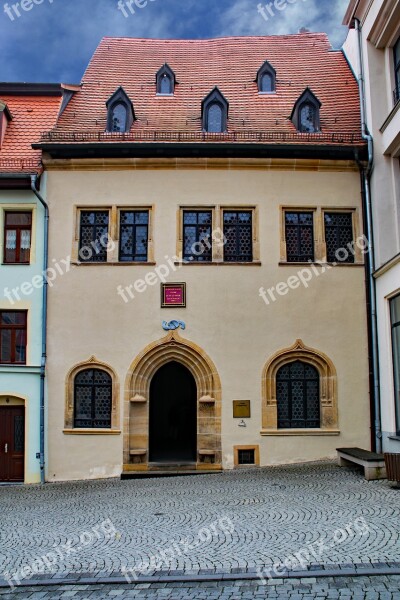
<box><xmin>0</xmin><ymin>407</ymin><xmax>25</xmax><ymax>482</ymax></box>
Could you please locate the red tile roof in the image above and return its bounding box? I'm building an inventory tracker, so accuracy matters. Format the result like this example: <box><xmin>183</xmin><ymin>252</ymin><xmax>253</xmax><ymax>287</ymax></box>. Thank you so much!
<box><xmin>50</xmin><ymin>34</ymin><xmax>363</xmax><ymax>145</ymax></box>
<box><xmin>0</xmin><ymin>95</ymin><xmax>61</xmax><ymax>173</ymax></box>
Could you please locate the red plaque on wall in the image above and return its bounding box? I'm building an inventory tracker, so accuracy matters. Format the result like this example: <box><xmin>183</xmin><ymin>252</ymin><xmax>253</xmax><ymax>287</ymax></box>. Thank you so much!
<box><xmin>161</xmin><ymin>283</ymin><xmax>186</xmax><ymax>308</ymax></box>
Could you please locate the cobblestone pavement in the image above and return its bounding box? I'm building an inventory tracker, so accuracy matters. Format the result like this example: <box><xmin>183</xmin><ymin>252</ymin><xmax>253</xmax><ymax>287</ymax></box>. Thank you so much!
<box><xmin>1</xmin><ymin>576</ymin><xmax>400</xmax><ymax>599</ymax></box>
<box><xmin>1</xmin><ymin>462</ymin><xmax>400</xmax><ymax>584</ymax></box>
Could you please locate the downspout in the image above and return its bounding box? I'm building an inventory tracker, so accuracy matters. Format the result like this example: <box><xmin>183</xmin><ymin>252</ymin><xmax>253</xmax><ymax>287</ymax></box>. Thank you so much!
<box><xmin>30</xmin><ymin>174</ymin><xmax>48</xmax><ymax>484</ymax></box>
<box><xmin>354</xmin><ymin>18</ymin><xmax>382</xmax><ymax>452</ymax></box>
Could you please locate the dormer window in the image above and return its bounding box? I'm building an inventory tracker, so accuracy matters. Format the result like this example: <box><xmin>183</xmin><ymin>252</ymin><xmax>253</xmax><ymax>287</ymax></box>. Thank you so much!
<box><xmin>256</xmin><ymin>60</ymin><xmax>276</xmax><ymax>93</ymax></box>
<box><xmin>202</xmin><ymin>87</ymin><xmax>228</xmax><ymax>133</ymax></box>
<box><xmin>106</xmin><ymin>87</ymin><xmax>135</xmax><ymax>133</ymax></box>
<box><xmin>156</xmin><ymin>64</ymin><xmax>176</xmax><ymax>95</ymax></box>
<box><xmin>0</xmin><ymin>100</ymin><xmax>12</xmax><ymax>149</ymax></box>
<box><xmin>291</xmin><ymin>88</ymin><xmax>321</xmax><ymax>133</ymax></box>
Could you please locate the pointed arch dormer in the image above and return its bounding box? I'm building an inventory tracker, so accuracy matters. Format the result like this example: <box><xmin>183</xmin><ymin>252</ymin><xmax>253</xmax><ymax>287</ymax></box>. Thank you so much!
<box><xmin>256</xmin><ymin>60</ymin><xmax>276</xmax><ymax>93</ymax></box>
<box><xmin>156</xmin><ymin>63</ymin><xmax>176</xmax><ymax>95</ymax></box>
<box><xmin>291</xmin><ymin>88</ymin><xmax>322</xmax><ymax>133</ymax></box>
<box><xmin>202</xmin><ymin>87</ymin><xmax>229</xmax><ymax>133</ymax></box>
<box><xmin>106</xmin><ymin>87</ymin><xmax>135</xmax><ymax>133</ymax></box>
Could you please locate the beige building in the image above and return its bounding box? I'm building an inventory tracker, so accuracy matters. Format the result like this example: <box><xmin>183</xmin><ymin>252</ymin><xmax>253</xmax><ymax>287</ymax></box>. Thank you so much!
<box><xmin>344</xmin><ymin>0</ymin><xmax>400</xmax><ymax>453</ymax></box>
<box><xmin>38</xmin><ymin>34</ymin><xmax>371</xmax><ymax>481</ymax></box>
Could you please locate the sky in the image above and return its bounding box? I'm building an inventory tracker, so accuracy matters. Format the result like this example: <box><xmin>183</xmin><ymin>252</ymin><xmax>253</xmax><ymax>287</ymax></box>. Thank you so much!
<box><xmin>0</xmin><ymin>0</ymin><xmax>350</xmax><ymax>83</ymax></box>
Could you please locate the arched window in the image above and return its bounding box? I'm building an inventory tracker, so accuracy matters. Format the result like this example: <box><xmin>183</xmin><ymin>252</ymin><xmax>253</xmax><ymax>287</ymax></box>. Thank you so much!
<box><xmin>256</xmin><ymin>60</ymin><xmax>276</xmax><ymax>93</ymax></box>
<box><xmin>106</xmin><ymin>87</ymin><xmax>135</xmax><ymax>133</ymax></box>
<box><xmin>74</xmin><ymin>368</ymin><xmax>112</xmax><ymax>429</ymax></box>
<box><xmin>291</xmin><ymin>88</ymin><xmax>321</xmax><ymax>133</ymax></box>
<box><xmin>299</xmin><ymin>103</ymin><xmax>317</xmax><ymax>133</ymax></box>
<box><xmin>202</xmin><ymin>87</ymin><xmax>228</xmax><ymax>133</ymax></box>
<box><xmin>262</xmin><ymin>339</ymin><xmax>338</xmax><ymax>433</ymax></box>
<box><xmin>156</xmin><ymin>63</ymin><xmax>176</xmax><ymax>95</ymax></box>
<box><xmin>261</xmin><ymin>73</ymin><xmax>273</xmax><ymax>93</ymax></box>
<box><xmin>207</xmin><ymin>103</ymin><xmax>223</xmax><ymax>133</ymax></box>
<box><xmin>276</xmin><ymin>361</ymin><xmax>320</xmax><ymax>429</ymax></box>
<box><xmin>111</xmin><ymin>103</ymin><xmax>127</xmax><ymax>133</ymax></box>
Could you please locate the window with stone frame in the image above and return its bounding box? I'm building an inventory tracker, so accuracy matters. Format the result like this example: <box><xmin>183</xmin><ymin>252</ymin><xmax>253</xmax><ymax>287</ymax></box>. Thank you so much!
<box><xmin>183</xmin><ymin>211</ymin><xmax>213</xmax><ymax>262</ymax></box>
<box><xmin>285</xmin><ymin>211</ymin><xmax>314</xmax><ymax>262</ymax></box>
<box><xmin>74</xmin><ymin>368</ymin><xmax>112</xmax><ymax>429</ymax></box>
<box><xmin>79</xmin><ymin>210</ymin><xmax>109</xmax><ymax>263</ymax></box>
<box><xmin>223</xmin><ymin>211</ymin><xmax>253</xmax><ymax>262</ymax></box>
<box><xmin>276</xmin><ymin>360</ymin><xmax>320</xmax><ymax>429</ymax></box>
<box><xmin>324</xmin><ymin>212</ymin><xmax>354</xmax><ymax>263</ymax></box>
<box><xmin>119</xmin><ymin>210</ymin><xmax>149</xmax><ymax>262</ymax></box>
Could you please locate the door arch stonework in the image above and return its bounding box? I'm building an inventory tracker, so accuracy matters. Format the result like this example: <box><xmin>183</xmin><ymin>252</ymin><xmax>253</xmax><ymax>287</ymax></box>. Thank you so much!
<box><xmin>124</xmin><ymin>331</ymin><xmax>222</xmax><ymax>470</ymax></box>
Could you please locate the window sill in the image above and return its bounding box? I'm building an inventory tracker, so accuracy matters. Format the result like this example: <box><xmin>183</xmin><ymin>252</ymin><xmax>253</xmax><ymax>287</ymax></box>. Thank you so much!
<box><xmin>261</xmin><ymin>429</ymin><xmax>340</xmax><ymax>436</ymax></box>
<box><xmin>71</xmin><ymin>262</ymin><xmax>156</xmax><ymax>267</ymax></box>
<box><xmin>279</xmin><ymin>261</ymin><xmax>364</xmax><ymax>267</ymax></box>
<box><xmin>174</xmin><ymin>261</ymin><xmax>262</xmax><ymax>266</ymax></box>
<box><xmin>2</xmin><ymin>263</ymin><xmax>31</xmax><ymax>266</ymax></box>
<box><xmin>388</xmin><ymin>436</ymin><xmax>400</xmax><ymax>442</ymax></box>
<box><xmin>63</xmin><ymin>429</ymin><xmax>121</xmax><ymax>435</ymax></box>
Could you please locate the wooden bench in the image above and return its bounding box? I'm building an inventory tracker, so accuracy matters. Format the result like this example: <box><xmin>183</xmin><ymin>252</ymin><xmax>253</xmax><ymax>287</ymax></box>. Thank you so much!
<box><xmin>337</xmin><ymin>447</ymin><xmax>386</xmax><ymax>481</ymax></box>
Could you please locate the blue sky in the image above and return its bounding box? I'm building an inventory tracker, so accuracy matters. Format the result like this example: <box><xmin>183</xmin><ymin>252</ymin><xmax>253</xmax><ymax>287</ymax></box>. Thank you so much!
<box><xmin>0</xmin><ymin>0</ymin><xmax>350</xmax><ymax>83</ymax></box>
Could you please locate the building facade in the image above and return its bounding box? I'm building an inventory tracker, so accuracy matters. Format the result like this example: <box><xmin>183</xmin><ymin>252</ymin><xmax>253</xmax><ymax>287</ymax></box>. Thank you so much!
<box><xmin>0</xmin><ymin>83</ymin><xmax>61</xmax><ymax>483</ymax></box>
<box><xmin>344</xmin><ymin>0</ymin><xmax>400</xmax><ymax>453</ymax></box>
<box><xmin>37</xmin><ymin>34</ymin><xmax>372</xmax><ymax>481</ymax></box>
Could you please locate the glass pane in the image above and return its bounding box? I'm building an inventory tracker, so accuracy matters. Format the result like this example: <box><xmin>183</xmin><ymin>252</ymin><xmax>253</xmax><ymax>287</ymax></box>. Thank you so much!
<box><xmin>300</xmin><ymin>103</ymin><xmax>316</xmax><ymax>133</ymax></box>
<box><xmin>160</xmin><ymin>75</ymin><xmax>172</xmax><ymax>94</ymax></box>
<box><xmin>75</xmin><ymin>387</ymin><xmax>92</xmax><ymax>419</ymax></box>
<box><xmin>207</xmin><ymin>103</ymin><xmax>223</xmax><ymax>133</ymax></box>
<box><xmin>1</xmin><ymin>312</ymin><xmax>26</xmax><ymax>325</ymax></box>
<box><xmin>390</xmin><ymin>294</ymin><xmax>400</xmax><ymax>324</ymax></box>
<box><xmin>15</xmin><ymin>330</ymin><xmax>26</xmax><ymax>363</ymax></box>
<box><xmin>261</xmin><ymin>73</ymin><xmax>272</xmax><ymax>92</ymax></box>
<box><xmin>0</xmin><ymin>330</ymin><xmax>11</xmax><ymax>362</ymax></box>
<box><xmin>112</xmin><ymin>103</ymin><xmax>127</xmax><ymax>133</ymax></box>
<box><xmin>135</xmin><ymin>212</ymin><xmax>149</xmax><ymax>225</ymax></box>
<box><xmin>184</xmin><ymin>212</ymin><xmax>197</xmax><ymax>225</ymax></box>
<box><xmin>135</xmin><ymin>226</ymin><xmax>148</xmax><ymax>255</ymax></box>
<box><xmin>76</xmin><ymin>370</ymin><xmax>94</xmax><ymax>385</ymax></box>
<box><xmin>20</xmin><ymin>230</ymin><xmax>31</xmax><ymax>250</ymax></box>
<box><xmin>93</xmin><ymin>370</ymin><xmax>111</xmax><ymax>385</ymax></box>
<box><xmin>81</xmin><ymin>212</ymin><xmax>96</xmax><ymax>226</ymax></box>
<box><xmin>394</xmin><ymin>38</ymin><xmax>400</xmax><ymax>67</ymax></box>
<box><xmin>14</xmin><ymin>416</ymin><xmax>24</xmax><ymax>452</ymax></box>
<box><xmin>5</xmin><ymin>230</ymin><xmax>17</xmax><ymax>250</ymax></box>
<box><xmin>392</xmin><ymin>323</ymin><xmax>400</xmax><ymax>434</ymax></box>
<box><xmin>5</xmin><ymin>212</ymin><xmax>31</xmax><ymax>226</ymax></box>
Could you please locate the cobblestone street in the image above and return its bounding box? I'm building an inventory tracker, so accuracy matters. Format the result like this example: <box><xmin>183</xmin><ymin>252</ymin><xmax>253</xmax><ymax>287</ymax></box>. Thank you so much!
<box><xmin>1</xmin><ymin>462</ymin><xmax>400</xmax><ymax>598</ymax></box>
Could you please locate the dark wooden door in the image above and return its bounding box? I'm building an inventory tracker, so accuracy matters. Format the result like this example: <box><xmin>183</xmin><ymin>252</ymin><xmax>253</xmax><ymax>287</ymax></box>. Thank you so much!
<box><xmin>149</xmin><ymin>362</ymin><xmax>197</xmax><ymax>463</ymax></box>
<box><xmin>0</xmin><ymin>407</ymin><xmax>25</xmax><ymax>482</ymax></box>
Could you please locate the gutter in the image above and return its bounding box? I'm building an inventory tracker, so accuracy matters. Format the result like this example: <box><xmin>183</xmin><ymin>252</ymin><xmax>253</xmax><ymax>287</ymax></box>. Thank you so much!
<box><xmin>353</xmin><ymin>19</ymin><xmax>382</xmax><ymax>452</ymax></box>
<box><xmin>30</xmin><ymin>174</ymin><xmax>48</xmax><ymax>484</ymax></box>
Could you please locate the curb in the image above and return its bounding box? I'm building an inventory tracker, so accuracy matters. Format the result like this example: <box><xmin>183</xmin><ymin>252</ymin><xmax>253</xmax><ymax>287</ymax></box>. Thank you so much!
<box><xmin>1</xmin><ymin>564</ymin><xmax>400</xmax><ymax>590</ymax></box>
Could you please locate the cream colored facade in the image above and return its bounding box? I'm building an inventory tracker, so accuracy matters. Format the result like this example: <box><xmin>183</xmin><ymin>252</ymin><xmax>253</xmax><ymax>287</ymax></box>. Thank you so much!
<box><xmin>44</xmin><ymin>158</ymin><xmax>370</xmax><ymax>481</ymax></box>
<box><xmin>344</xmin><ymin>0</ymin><xmax>400</xmax><ymax>451</ymax></box>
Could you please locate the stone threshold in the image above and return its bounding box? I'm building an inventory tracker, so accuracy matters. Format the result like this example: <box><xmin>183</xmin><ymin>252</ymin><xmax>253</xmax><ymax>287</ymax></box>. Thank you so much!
<box><xmin>2</xmin><ymin>563</ymin><xmax>400</xmax><ymax>589</ymax></box>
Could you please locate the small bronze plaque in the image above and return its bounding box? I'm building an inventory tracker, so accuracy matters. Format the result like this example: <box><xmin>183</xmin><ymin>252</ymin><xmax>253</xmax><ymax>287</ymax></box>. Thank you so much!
<box><xmin>233</xmin><ymin>400</ymin><xmax>251</xmax><ymax>419</ymax></box>
<box><xmin>161</xmin><ymin>283</ymin><xmax>186</xmax><ymax>308</ymax></box>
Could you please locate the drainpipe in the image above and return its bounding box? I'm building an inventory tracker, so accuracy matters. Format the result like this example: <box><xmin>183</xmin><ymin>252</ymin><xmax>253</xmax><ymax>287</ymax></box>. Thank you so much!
<box><xmin>354</xmin><ymin>18</ymin><xmax>382</xmax><ymax>452</ymax></box>
<box><xmin>30</xmin><ymin>174</ymin><xmax>48</xmax><ymax>484</ymax></box>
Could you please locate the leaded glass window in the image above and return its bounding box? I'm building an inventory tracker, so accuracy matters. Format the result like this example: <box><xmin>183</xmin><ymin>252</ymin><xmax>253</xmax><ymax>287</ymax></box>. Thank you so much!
<box><xmin>391</xmin><ymin>294</ymin><xmax>400</xmax><ymax>435</ymax></box>
<box><xmin>207</xmin><ymin>103</ymin><xmax>223</xmax><ymax>133</ymax></box>
<box><xmin>223</xmin><ymin>211</ymin><xmax>253</xmax><ymax>262</ymax></box>
<box><xmin>0</xmin><ymin>311</ymin><xmax>27</xmax><ymax>365</ymax></box>
<box><xmin>4</xmin><ymin>212</ymin><xmax>32</xmax><ymax>264</ymax></box>
<box><xmin>183</xmin><ymin>211</ymin><xmax>212</xmax><ymax>262</ymax></box>
<box><xmin>299</xmin><ymin>103</ymin><xmax>317</xmax><ymax>133</ymax></box>
<box><xmin>111</xmin><ymin>103</ymin><xmax>127</xmax><ymax>133</ymax></box>
<box><xmin>74</xmin><ymin>369</ymin><xmax>112</xmax><ymax>429</ymax></box>
<box><xmin>277</xmin><ymin>361</ymin><xmax>320</xmax><ymax>429</ymax></box>
<box><xmin>79</xmin><ymin>211</ymin><xmax>109</xmax><ymax>263</ymax></box>
<box><xmin>119</xmin><ymin>211</ymin><xmax>149</xmax><ymax>262</ymax></box>
<box><xmin>285</xmin><ymin>212</ymin><xmax>314</xmax><ymax>262</ymax></box>
<box><xmin>324</xmin><ymin>212</ymin><xmax>354</xmax><ymax>263</ymax></box>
